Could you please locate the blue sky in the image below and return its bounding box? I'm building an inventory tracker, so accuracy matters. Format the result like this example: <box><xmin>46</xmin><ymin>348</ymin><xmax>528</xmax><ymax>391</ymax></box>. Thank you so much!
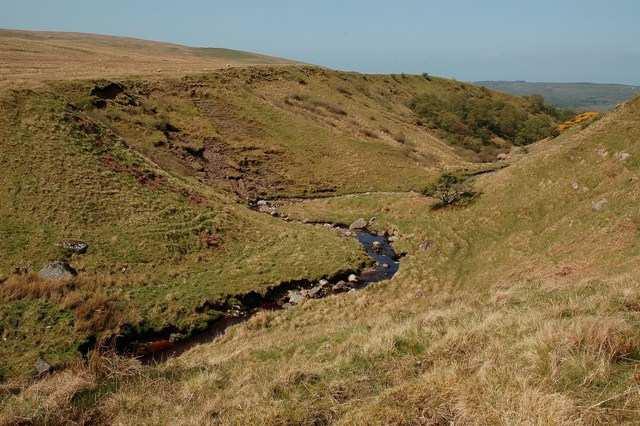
<box><xmin>2</xmin><ymin>0</ymin><xmax>639</xmax><ymax>84</ymax></box>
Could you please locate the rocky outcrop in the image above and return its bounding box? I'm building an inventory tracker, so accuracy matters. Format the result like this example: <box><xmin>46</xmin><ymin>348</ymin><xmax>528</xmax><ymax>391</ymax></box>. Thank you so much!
<box><xmin>38</xmin><ymin>261</ymin><xmax>77</xmax><ymax>280</ymax></box>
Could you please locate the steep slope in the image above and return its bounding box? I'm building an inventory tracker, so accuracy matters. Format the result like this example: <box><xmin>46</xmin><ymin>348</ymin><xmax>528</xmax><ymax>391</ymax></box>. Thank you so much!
<box><xmin>0</xmin><ymin>29</ymin><xmax>295</xmax><ymax>88</ymax></box>
<box><xmin>13</xmin><ymin>96</ymin><xmax>637</xmax><ymax>424</ymax></box>
<box><xmin>0</xmin><ymin>84</ymin><xmax>369</xmax><ymax>379</ymax></box>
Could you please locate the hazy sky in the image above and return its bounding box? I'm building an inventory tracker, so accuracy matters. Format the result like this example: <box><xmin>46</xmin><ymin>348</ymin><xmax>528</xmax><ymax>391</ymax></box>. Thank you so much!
<box><xmin>2</xmin><ymin>0</ymin><xmax>640</xmax><ymax>84</ymax></box>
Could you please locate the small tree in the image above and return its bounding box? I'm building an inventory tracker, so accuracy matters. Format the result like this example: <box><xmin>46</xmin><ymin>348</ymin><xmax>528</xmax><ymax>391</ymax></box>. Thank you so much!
<box><xmin>423</xmin><ymin>173</ymin><xmax>476</xmax><ymax>207</ymax></box>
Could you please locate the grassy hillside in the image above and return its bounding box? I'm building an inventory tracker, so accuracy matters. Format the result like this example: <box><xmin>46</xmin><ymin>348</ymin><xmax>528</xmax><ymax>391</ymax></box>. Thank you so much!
<box><xmin>5</xmin><ymin>93</ymin><xmax>635</xmax><ymax>425</ymax></box>
<box><xmin>2</xmin><ymin>31</ymin><xmax>636</xmax><ymax>424</ymax></box>
<box><xmin>0</xmin><ymin>63</ymin><xmax>559</xmax><ymax>380</ymax></box>
<box><xmin>0</xmin><ymin>29</ymin><xmax>295</xmax><ymax>88</ymax></box>
<box><xmin>476</xmin><ymin>80</ymin><xmax>640</xmax><ymax>112</ymax></box>
<box><xmin>0</xmin><ymin>82</ymin><xmax>372</xmax><ymax>379</ymax></box>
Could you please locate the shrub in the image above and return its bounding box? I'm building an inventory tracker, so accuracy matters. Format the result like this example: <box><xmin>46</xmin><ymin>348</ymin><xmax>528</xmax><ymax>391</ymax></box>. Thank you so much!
<box><xmin>423</xmin><ymin>173</ymin><xmax>477</xmax><ymax>207</ymax></box>
<box><xmin>408</xmin><ymin>88</ymin><xmax>575</xmax><ymax>158</ymax></box>
<box><xmin>514</xmin><ymin>115</ymin><xmax>557</xmax><ymax>145</ymax></box>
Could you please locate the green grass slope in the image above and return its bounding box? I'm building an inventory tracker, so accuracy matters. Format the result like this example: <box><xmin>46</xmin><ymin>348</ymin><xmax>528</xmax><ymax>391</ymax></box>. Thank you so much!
<box><xmin>14</xmin><ymin>96</ymin><xmax>639</xmax><ymax>424</ymax></box>
<box><xmin>0</xmin><ymin>84</ymin><xmax>366</xmax><ymax>378</ymax></box>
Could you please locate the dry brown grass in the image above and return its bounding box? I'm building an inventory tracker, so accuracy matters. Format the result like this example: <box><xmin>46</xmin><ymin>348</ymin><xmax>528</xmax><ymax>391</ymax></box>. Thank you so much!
<box><xmin>0</xmin><ymin>352</ymin><xmax>143</xmax><ymax>426</ymax></box>
<box><xmin>0</xmin><ymin>29</ymin><xmax>294</xmax><ymax>89</ymax></box>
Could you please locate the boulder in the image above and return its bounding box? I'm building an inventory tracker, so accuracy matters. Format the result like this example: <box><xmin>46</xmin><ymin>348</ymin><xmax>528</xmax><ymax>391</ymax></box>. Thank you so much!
<box><xmin>287</xmin><ymin>290</ymin><xmax>305</xmax><ymax>305</ymax></box>
<box><xmin>308</xmin><ymin>282</ymin><xmax>329</xmax><ymax>298</ymax></box>
<box><xmin>34</xmin><ymin>358</ymin><xmax>52</xmax><ymax>376</ymax></box>
<box><xmin>349</xmin><ymin>218</ymin><xmax>368</xmax><ymax>230</ymax></box>
<box><xmin>38</xmin><ymin>261</ymin><xmax>77</xmax><ymax>280</ymax></box>
<box><xmin>372</xmin><ymin>241</ymin><xmax>383</xmax><ymax>253</ymax></box>
<box><xmin>333</xmin><ymin>281</ymin><xmax>351</xmax><ymax>293</ymax></box>
<box><xmin>58</xmin><ymin>240</ymin><xmax>89</xmax><ymax>254</ymax></box>
<box><xmin>348</xmin><ymin>274</ymin><xmax>359</xmax><ymax>283</ymax></box>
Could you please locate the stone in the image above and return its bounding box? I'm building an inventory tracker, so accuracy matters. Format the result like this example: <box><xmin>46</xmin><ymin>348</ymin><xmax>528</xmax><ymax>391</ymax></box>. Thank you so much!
<box><xmin>38</xmin><ymin>261</ymin><xmax>77</xmax><ymax>280</ymax></box>
<box><xmin>287</xmin><ymin>290</ymin><xmax>305</xmax><ymax>305</ymax></box>
<box><xmin>592</xmin><ymin>198</ymin><xmax>608</xmax><ymax>212</ymax></box>
<box><xmin>571</xmin><ymin>181</ymin><xmax>580</xmax><ymax>191</ymax></box>
<box><xmin>615</xmin><ymin>151</ymin><xmax>631</xmax><ymax>162</ymax></box>
<box><xmin>307</xmin><ymin>287</ymin><xmax>321</xmax><ymax>298</ymax></box>
<box><xmin>58</xmin><ymin>240</ymin><xmax>89</xmax><ymax>254</ymax></box>
<box><xmin>307</xmin><ymin>283</ymin><xmax>330</xmax><ymax>298</ymax></box>
<box><xmin>348</xmin><ymin>274</ymin><xmax>358</xmax><ymax>283</ymax></box>
<box><xmin>256</xmin><ymin>200</ymin><xmax>268</xmax><ymax>207</ymax></box>
<box><xmin>388</xmin><ymin>236</ymin><xmax>399</xmax><ymax>243</ymax></box>
<box><xmin>333</xmin><ymin>281</ymin><xmax>351</xmax><ymax>293</ymax></box>
<box><xmin>349</xmin><ymin>218</ymin><xmax>368</xmax><ymax>230</ymax></box>
<box><xmin>372</xmin><ymin>241</ymin><xmax>383</xmax><ymax>252</ymax></box>
<box><xmin>35</xmin><ymin>358</ymin><xmax>52</xmax><ymax>376</ymax></box>
<box><xmin>497</xmin><ymin>153</ymin><xmax>509</xmax><ymax>161</ymax></box>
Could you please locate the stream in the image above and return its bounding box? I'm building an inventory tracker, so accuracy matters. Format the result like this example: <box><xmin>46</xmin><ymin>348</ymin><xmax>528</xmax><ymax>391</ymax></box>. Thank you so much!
<box><xmin>125</xmin><ymin>199</ymin><xmax>401</xmax><ymax>362</ymax></box>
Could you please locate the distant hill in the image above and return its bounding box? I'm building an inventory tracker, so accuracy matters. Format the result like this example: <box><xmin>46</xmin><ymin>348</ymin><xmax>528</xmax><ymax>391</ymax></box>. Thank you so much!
<box><xmin>475</xmin><ymin>80</ymin><xmax>640</xmax><ymax>111</ymax></box>
<box><xmin>0</xmin><ymin>29</ymin><xmax>296</xmax><ymax>87</ymax></box>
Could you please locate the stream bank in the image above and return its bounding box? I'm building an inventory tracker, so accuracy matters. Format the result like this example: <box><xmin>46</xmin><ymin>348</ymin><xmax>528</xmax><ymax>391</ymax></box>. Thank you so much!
<box><xmin>116</xmin><ymin>199</ymin><xmax>402</xmax><ymax>362</ymax></box>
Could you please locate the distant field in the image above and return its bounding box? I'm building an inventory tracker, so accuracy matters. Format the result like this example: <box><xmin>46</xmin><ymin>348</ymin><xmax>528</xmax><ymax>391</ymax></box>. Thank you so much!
<box><xmin>0</xmin><ymin>29</ymin><xmax>296</xmax><ymax>88</ymax></box>
<box><xmin>475</xmin><ymin>80</ymin><xmax>640</xmax><ymax>111</ymax></box>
